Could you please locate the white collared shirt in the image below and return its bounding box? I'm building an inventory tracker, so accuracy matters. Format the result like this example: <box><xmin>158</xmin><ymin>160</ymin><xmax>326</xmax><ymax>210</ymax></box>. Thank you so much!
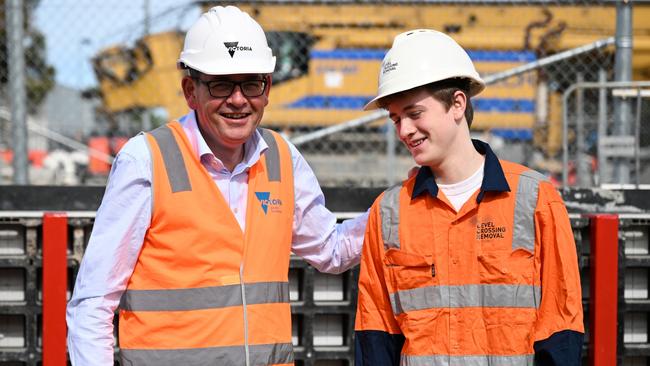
<box><xmin>66</xmin><ymin>111</ymin><xmax>368</xmax><ymax>365</ymax></box>
<box><xmin>437</xmin><ymin>162</ymin><xmax>485</xmax><ymax>212</ymax></box>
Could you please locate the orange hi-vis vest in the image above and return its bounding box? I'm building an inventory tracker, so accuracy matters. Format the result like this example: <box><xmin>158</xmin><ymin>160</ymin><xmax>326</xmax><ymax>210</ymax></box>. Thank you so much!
<box><xmin>356</xmin><ymin>159</ymin><xmax>584</xmax><ymax>366</ymax></box>
<box><xmin>118</xmin><ymin>121</ymin><xmax>295</xmax><ymax>366</ymax></box>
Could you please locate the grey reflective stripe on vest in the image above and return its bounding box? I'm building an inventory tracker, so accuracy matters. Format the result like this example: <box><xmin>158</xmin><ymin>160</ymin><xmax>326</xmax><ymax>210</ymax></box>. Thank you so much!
<box><xmin>401</xmin><ymin>354</ymin><xmax>534</xmax><ymax>366</ymax></box>
<box><xmin>120</xmin><ymin>342</ymin><xmax>294</xmax><ymax>366</ymax></box>
<box><xmin>512</xmin><ymin>169</ymin><xmax>547</xmax><ymax>252</ymax></box>
<box><xmin>389</xmin><ymin>284</ymin><xmax>541</xmax><ymax>315</ymax></box>
<box><xmin>380</xmin><ymin>184</ymin><xmax>402</xmax><ymax>250</ymax></box>
<box><xmin>120</xmin><ymin>282</ymin><xmax>289</xmax><ymax>312</ymax></box>
<box><xmin>259</xmin><ymin>128</ymin><xmax>281</xmax><ymax>182</ymax></box>
<box><xmin>149</xmin><ymin>125</ymin><xmax>192</xmax><ymax>193</ymax></box>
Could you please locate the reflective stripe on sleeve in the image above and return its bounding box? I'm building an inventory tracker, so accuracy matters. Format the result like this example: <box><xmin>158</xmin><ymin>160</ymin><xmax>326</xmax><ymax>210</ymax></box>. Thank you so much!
<box><xmin>380</xmin><ymin>184</ymin><xmax>402</xmax><ymax>250</ymax></box>
<box><xmin>389</xmin><ymin>284</ymin><xmax>541</xmax><ymax>315</ymax></box>
<box><xmin>401</xmin><ymin>353</ymin><xmax>534</xmax><ymax>366</ymax></box>
<box><xmin>149</xmin><ymin>125</ymin><xmax>192</xmax><ymax>193</ymax></box>
<box><xmin>120</xmin><ymin>342</ymin><xmax>294</xmax><ymax>366</ymax></box>
<box><xmin>512</xmin><ymin>169</ymin><xmax>547</xmax><ymax>252</ymax></box>
<box><xmin>259</xmin><ymin>128</ymin><xmax>281</xmax><ymax>182</ymax></box>
<box><xmin>120</xmin><ymin>282</ymin><xmax>289</xmax><ymax>312</ymax></box>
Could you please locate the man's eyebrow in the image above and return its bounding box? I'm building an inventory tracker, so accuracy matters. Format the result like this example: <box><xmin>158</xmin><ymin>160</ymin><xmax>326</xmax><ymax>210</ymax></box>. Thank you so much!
<box><xmin>389</xmin><ymin>103</ymin><xmax>420</xmax><ymax>119</ymax></box>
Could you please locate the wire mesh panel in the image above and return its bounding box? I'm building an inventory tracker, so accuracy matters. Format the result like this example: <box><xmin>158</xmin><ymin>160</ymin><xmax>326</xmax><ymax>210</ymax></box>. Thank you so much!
<box><xmin>562</xmin><ymin>81</ymin><xmax>650</xmax><ymax>188</ymax></box>
<box><xmin>0</xmin><ymin>1</ymin><xmax>648</xmax><ymax>187</ymax></box>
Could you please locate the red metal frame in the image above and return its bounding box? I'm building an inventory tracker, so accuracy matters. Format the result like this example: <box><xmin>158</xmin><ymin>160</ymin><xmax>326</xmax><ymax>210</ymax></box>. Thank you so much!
<box><xmin>588</xmin><ymin>214</ymin><xmax>619</xmax><ymax>366</ymax></box>
<box><xmin>43</xmin><ymin>212</ymin><xmax>68</xmax><ymax>366</ymax></box>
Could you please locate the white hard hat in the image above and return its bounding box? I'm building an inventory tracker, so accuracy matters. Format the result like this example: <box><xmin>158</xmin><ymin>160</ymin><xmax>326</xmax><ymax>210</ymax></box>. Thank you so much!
<box><xmin>364</xmin><ymin>29</ymin><xmax>485</xmax><ymax>110</ymax></box>
<box><xmin>177</xmin><ymin>6</ymin><xmax>276</xmax><ymax>75</ymax></box>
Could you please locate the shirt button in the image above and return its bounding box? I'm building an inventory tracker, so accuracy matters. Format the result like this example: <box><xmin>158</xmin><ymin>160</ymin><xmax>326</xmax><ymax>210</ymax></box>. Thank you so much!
<box><xmin>233</xmin><ymin>208</ymin><xmax>239</xmax><ymax>213</ymax></box>
<box><xmin>452</xmin><ymin>258</ymin><xmax>458</xmax><ymax>264</ymax></box>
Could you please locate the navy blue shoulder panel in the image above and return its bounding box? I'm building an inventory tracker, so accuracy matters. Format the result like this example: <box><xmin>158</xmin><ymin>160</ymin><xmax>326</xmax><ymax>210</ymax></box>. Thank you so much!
<box><xmin>534</xmin><ymin>329</ymin><xmax>584</xmax><ymax>366</ymax></box>
<box><xmin>355</xmin><ymin>330</ymin><xmax>405</xmax><ymax>366</ymax></box>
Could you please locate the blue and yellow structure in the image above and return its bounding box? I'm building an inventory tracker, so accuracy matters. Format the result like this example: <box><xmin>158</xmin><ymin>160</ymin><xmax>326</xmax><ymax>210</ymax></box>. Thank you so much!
<box><xmin>92</xmin><ymin>2</ymin><xmax>650</xmax><ymax>151</ymax></box>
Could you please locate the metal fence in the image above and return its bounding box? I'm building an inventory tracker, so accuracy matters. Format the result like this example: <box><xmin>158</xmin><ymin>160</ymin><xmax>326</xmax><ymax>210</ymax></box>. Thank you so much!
<box><xmin>1</xmin><ymin>0</ymin><xmax>648</xmax><ymax>187</ymax></box>
<box><xmin>562</xmin><ymin>80</ymin><xmax>650</xmax><ymax>188</ymax></box>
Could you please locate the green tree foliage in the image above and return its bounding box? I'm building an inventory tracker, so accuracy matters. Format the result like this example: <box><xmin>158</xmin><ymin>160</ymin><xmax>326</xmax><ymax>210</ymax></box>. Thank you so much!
<box><xmin>0</xmin><ymin>0</ymin><xmax>55</xmax><ymax>113</ymax></box>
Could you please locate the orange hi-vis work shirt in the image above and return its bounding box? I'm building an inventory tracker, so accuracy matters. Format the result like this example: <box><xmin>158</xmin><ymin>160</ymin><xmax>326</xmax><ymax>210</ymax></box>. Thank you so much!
<box><xmin>118</xmin><ymin>121</ymin><xmax>295</xmax><ymax>366</ymax></box>
<box><xmin>355</xmin><ymin>140</ymin><xmax>583</xmax><ymax>366</ymax></box>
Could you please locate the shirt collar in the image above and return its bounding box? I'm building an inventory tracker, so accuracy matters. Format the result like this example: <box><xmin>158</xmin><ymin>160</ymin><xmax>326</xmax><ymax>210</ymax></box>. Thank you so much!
<box><xmin>179</xmin><ymin>111</ymin><xmax>268</xmax><ymax>171</ymax></box>
<box><xmin>411</xmin><ymin>139</ymin><xmax>510</xmax><ymax>202</ymax></box>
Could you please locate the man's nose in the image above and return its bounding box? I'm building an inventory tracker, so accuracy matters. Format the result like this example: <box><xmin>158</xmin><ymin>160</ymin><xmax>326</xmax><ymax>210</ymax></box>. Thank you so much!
<box><xmin>398</xmin><ymin>118</ymin><xmax>416</xmax><ymax>139</ymax></box>
<box><xmin>226</xmin><ymin>85</ymin><xmax>248</xmax><ymax>106</ymax></box>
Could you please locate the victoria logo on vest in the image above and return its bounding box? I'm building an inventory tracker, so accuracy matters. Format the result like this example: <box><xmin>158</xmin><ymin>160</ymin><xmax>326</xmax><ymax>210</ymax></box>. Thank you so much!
<box><xmin>223</xmin><ymin>42</ymin><xmax>253</xmax><ymax>58</ymax></box>
<box><xmin>255</xmin><ymin>191</ymin><xmax>283</xmax><ymax>214</ymax></box>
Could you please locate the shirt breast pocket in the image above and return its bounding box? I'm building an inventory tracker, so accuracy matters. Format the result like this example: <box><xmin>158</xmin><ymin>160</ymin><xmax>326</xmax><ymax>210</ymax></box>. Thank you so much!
<box><xmin>477</xmin><ymin>247</ymin><xmax>534</xmax><ymax>284</ymax></box>
<box><xmin>383</xmin><ymin>249</ymin><xmax>435</xmax><ymax>291</ymax></box>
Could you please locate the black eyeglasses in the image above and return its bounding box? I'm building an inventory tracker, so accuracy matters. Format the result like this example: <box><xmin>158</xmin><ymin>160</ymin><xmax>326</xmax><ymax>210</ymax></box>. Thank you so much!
<box><xmin>194</xmin><ymin>78</ymin><xmax>267</xmax><ymax>98</ymax></box>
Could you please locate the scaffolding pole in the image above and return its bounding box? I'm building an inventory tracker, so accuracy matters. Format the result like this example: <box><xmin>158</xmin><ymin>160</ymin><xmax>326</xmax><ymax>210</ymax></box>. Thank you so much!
<box><xmin>613</xmin><ymin>0</ymin><xmax>634</xmax><ymax>184</ymax></box>
<box><xmin>6</xmin><ymin>0</ymin><xmax>29</xmax><ymax>184</ymax></box>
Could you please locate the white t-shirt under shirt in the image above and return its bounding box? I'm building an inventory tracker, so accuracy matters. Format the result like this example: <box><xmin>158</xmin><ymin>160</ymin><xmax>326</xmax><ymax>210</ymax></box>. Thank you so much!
<box><xmin>437</xmin><ymin>162</ymin><xmax>485</xmax><ymax>212</ymax></box>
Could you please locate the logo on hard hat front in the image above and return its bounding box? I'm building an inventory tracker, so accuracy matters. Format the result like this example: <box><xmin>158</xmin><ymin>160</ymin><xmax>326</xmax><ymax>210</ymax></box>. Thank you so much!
<box><xmin>223</xmin><ymin>42</ymin><xmax>253</xmax><ymax>58</ymax></box>
<box><xmin>382</xmin><ymin>60</ymin><xmax>399</xmax><ymax>74</ymax></box>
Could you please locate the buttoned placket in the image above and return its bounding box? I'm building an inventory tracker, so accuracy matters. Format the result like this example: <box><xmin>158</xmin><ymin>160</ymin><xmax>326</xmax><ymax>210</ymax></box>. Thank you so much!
<box><xmin>203</xmin><ymin>155</ymin><xmax>248</xmax><ymax>231</ymax></box>
<box><xmin>448</xmin><ymin>216</ymin><xmax>460</xmax><ymax>355</ymax></box>
<box><xmin>447</xmin><ymin>195</ymin><xmax>481</xmax><ymax>356</ymax></box>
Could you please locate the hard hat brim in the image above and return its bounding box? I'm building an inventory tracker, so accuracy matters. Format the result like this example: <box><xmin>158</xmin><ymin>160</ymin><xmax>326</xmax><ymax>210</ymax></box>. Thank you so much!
<box><xmin>364</xmin><ymin>76</ymin><xmax>485</xmax><ymax>111</ymax></box>
<box><xmin>178</xmin><ymin>57</ymin><xmax>276</xmax><ymax>76</ymax></box>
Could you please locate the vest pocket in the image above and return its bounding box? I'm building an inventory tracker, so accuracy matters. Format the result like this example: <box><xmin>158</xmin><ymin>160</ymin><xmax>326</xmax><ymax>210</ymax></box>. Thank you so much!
<box><xmin>509</xmin><ymin>247</ymin><xmax>535</xmax><ymax>283</ymax></box>
<box><xmin>478</xmin><ymin>243</ymin><xmax>536</xmax><ymax>283</ymax></box>
<box><xmin>383</xmin><ymin>249</ymin><xmax>435</xmax><ymax>291</ymax></box>
<box><xmin>477</xmin><ymin>250</ymin><xmax>514</xmax><ymax>283</ymax></box>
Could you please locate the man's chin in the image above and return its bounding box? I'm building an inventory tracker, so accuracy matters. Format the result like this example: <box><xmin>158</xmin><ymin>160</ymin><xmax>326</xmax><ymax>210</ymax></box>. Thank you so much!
<box><xmin>412</xmin><ymin>154</ymin><xmax>429</xmax><ymax>167</ymax></box>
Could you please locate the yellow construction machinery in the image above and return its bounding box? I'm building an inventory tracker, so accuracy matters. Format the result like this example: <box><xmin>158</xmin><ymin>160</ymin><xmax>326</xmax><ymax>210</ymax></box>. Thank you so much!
<box><xmin>91</xmin><ymin>2</ymin><xmax>650</xmax><ymax>158</ymax></box>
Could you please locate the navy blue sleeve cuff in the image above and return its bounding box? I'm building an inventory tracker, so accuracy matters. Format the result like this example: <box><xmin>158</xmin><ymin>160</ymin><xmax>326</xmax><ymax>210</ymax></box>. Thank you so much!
<box><xmin>534</xmin><ymin>330</ymin><xmax>584</xmax><ymax>366</ymax></box>
<box><xmin>355</xmin><ymin>330</ymin><xmax>405</xmax><ymax>366</ymax></box>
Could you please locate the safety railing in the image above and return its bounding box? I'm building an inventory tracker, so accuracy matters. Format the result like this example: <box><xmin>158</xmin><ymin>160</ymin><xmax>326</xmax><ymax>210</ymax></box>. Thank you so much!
<box><xmin>562</xmin><ymin>80</ymin><xmax>650</xmax><ymax>188</ymax></box>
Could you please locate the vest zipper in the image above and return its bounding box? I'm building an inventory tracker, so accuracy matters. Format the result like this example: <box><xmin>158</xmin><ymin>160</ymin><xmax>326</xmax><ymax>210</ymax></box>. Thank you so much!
<box><xmin>240</xmin><ymin>264</ymin><xmax>250</xmax><ymax>366</ymax></box>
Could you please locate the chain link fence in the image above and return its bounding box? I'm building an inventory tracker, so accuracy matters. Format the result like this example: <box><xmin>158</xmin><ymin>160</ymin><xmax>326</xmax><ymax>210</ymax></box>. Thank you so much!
<box><xmin>562</xmin><ymin>80</ymin><xmax>650</xmax><ymax>188</ymax></box>
<box><xmin>0</xmin><ymin>0</ymin><xmax>648</xmax><ymax>187</ymax></box>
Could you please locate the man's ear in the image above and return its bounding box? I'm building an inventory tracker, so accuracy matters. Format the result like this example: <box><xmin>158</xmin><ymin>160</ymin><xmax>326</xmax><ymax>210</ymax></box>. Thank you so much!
<box><xmin>181</xmin><ymin>76</ymin><xmax>198</xmax><ymax>110</ymax></box>
<box><xmin>452</xmin><ymin>90</ymin><xmax>467</xmax><ymax>121</ymax></box>
<box><xmin>262</xmin><ymin>74</ymin><xmax>273</xmax><ymax>106</ymax></box>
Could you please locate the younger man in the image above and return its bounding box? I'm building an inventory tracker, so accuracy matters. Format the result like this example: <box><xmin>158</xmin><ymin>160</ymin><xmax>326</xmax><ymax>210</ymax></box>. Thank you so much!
<box><xmin>354</xmin><ymin>29</ymin><xmax>584</xmax><ymax>366</ymax></box>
